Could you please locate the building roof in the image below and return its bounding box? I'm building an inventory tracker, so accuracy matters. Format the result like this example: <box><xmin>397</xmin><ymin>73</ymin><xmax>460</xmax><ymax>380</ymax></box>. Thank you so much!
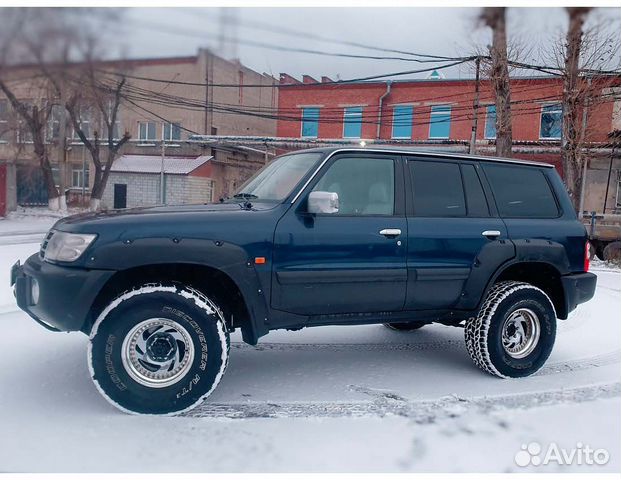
<box><xmin>110</xmin><ymin>155</ymin><xmax>212</xmax><ymax>175</ymax></box>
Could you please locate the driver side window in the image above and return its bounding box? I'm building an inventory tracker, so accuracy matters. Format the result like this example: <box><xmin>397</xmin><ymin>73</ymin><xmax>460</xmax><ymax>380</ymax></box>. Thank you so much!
<box><xmin>312</xmin><ymin>157</ymin><xmax>395</xmax><ymax>215</ymax></box>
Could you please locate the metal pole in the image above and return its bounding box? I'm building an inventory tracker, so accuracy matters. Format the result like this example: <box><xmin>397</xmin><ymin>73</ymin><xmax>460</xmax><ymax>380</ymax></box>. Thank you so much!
<box><xmin>160</xmin><ymin>125</ymin><xmax>165</xmax><ymax>205</ymax></box>
<box><xmin>577</xmin><ymin>77</ymin><xmax>591</xmax><ymax>215</ymax></box>
<box><xmin>603</xmin><ymin>146</ymin><xmax>614</xmax><ymax>214</ymax></box>
<box><xmin>469</xmin><ymin>57</ymin><xmax>481</xmax><ymax>155</ymax></box>
<box><xmin>81</xmin><ymin>145</ymin><xmax>86</xmax><ymax>203</ymax></box>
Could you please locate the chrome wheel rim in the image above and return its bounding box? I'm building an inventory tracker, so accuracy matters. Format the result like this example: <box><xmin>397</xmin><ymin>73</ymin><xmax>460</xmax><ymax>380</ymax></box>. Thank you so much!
<box><xmin>501</xmin><ymin>308</ymin><xmax>540</xmax><ymax>359</ymax></box>
<box><xmin>121</xmin><ymin>318</ymin><xmax>195</xmax><ymax>388</ymax></box>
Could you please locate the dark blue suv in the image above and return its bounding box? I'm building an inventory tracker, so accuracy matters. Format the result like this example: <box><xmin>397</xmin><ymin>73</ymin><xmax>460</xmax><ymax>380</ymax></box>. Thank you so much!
<box><xmin>11</xmin><ymin>147</ymin><xmax>597</xmax><ymax>415</ymax></box>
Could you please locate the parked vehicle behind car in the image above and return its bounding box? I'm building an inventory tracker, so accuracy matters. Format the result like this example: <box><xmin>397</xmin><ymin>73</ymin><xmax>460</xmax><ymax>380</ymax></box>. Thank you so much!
<box><xmin>12</xmin><ymin>147</ymin><xmax>596</xmax><ymax>414</ymax></box>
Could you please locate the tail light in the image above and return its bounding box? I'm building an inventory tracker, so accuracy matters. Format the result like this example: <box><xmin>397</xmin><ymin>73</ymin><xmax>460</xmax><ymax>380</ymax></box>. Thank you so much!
<box><xmin>584</xmin><ymin>240</ymin><xmax>590</xmax><ymax>272</ymax></box>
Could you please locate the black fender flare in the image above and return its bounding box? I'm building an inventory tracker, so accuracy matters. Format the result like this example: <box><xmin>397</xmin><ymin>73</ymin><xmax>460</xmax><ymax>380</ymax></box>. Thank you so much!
<box><xmin>467</xmin><ymin>239</ymin><xmax>570</xmax><ymax>316</ymax></box>
<box><xmin>85</xmin><ymin>237</ymin><xmax>270</xmax><ymax>343</ymax></box>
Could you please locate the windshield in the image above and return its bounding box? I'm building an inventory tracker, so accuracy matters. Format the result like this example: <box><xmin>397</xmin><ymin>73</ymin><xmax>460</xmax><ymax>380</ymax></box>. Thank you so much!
<box><xmin>231</xmin><ymin>152</ymin><xmax>322</xmax><ymax>202</ymax></box>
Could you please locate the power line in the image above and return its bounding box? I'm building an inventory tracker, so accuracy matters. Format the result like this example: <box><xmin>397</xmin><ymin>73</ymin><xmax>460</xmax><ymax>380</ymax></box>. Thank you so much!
<box><xmin>124</xmin><ymin>17</ymin><xmax>474</xmax><ymax>65</ymax></box>
<box><xmin>176</xmin><ymin>8</ymin><xmax>465</xmax><ymax>62</ymax></box>
<box><xmin>95</xmin><ymin>58</ymin><xmax>473</xmax><ymax>89</ymax></box>
<box><xmin>88</xmin><ymin>74</ymin><xmax>619</xmax><ymax>129</ymax></box>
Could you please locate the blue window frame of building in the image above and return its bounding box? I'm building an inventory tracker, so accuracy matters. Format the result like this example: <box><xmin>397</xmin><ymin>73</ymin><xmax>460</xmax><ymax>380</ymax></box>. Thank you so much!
<box><xmin>392</xmin><ymin>105</ymin><xmax>413</xmax><ymax>139</ymax></box>
<box><xmin>429</xmin><ymin>105</ymin><xmax>451</xmax><ymax>139</ymax></box>
<box><xmin>540</xmin><ymin>104</ymin><xmax>562</xmax><ymax>139</ymax></box>
<box><xmin>484</xmin><ymin>105</ymin><xmax>497</xmax><ymax>139</ymax></box>
<box><xmin>343</xmin><ymin>106</ymin><xmax>363</xmax><ymax>138</ymax></box>
<box><xmin>301</xmin><ymin>107</ymin><xmax>320</xmax><ymax>138</ymax></box>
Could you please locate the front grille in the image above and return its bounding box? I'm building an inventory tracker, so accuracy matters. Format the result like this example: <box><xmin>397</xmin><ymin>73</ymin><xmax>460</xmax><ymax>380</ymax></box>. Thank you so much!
<box><xmin>40</xmin><ymin>230</ymin><xmax>55</xmax><ymax>259</ymax></box>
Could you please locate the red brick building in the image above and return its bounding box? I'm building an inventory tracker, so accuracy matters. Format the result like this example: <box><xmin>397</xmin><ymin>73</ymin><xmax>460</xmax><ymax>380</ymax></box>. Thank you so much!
<box><xmin>276</xmin><ymin>74</ymin><xmax>619</xmax><ymax>169</ymax></box>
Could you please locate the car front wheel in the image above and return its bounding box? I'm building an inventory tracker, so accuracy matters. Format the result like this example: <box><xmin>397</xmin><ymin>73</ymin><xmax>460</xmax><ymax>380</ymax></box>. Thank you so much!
<box><xmin>465</xmin><ymin>281</ymin><xmax>556</xmax><ymax>378</ymax></box>
<box><xmin>88</xmin><ymin>283</ymin><xmax>229</xmax><ymax>415</ymax></box>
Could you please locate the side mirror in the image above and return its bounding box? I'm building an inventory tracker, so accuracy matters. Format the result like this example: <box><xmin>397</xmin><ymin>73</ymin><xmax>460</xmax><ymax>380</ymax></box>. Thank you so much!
<box><xmin>308</xmin><ymin>191</ymin><xmax>339</xmax><ymax>214</ymax></box>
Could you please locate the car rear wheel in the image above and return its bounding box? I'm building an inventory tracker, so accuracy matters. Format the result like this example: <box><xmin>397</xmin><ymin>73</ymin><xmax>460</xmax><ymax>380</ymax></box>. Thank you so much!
<box><xmin>383</xmin><ymin>322</ymin><xmax>426</xmax><ymax>331</ymax></box>
<box><xmin>88</xmin><ymin>283</ymin><xmax>229</xmax><ymax>415</ymax></box>
<box><xmin>465</xmin><ymin>281</ymin><xmax>556</xmax><ymax>378</ymax></box>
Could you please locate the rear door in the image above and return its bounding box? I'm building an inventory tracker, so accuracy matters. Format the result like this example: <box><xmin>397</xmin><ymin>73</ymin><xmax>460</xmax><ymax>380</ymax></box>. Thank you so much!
<box><xmin>405</xmin><ymin>157</ymin><xmax>508</xmax><ymax>310</ymax></box>
<box><xmin>271</xmin><ymin>153</ymin><xmax>408</xmax><ymax>316</ymax></box>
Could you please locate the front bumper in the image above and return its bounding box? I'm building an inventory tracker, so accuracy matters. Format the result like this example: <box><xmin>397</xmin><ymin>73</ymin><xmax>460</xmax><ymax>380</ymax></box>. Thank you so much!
<box><xmin>561</xmin><ymin>272</ymin><xmax>597</xmax><ymax>318</ymax></box>
<box><xmin>11</xmin><ymin>254</ymin><xmax>114</xmax><ymax>332</ymax></box>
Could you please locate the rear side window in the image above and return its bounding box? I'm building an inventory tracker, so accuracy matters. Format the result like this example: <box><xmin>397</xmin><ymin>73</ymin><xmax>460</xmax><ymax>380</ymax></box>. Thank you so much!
<box><xmin>410</xmin><ymin>160</ymin><xmax>466</xmax><ymax>216</ymax></box>
<box><xmin>461</xmin><ymin>164</ymin><xmax>490</xmax><ymax>217</ymax></box>
<box><xmin>483</xmin><ymin>164</ymin><xmax>559</xmax><ymax>218</ymax></box>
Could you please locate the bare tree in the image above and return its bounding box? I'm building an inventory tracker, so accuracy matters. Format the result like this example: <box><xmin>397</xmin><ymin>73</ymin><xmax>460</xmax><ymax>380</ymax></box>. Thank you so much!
<box><xmin>0</xmin><ymin>8</ymin><xmax>77</xmax><ymax>210</ymax></box>
<box><xmin>1</xmin><ymin>8</ymin><xmax>124</xmax><ymax>211</ymax></box>
<box><xmin>543</xmin><ymin>9</ymin><xmax>621</xmax><ymax>211</ymax></box>
<box><xmin>481</xmin><ymin>7</ymin><xmax>513</xmax><ymax>157</ymax></box>
<box><xmin>560</xmin><ymin>8</ymin><xmax>593</xmax><ymax>211</ymax></box>
<box><xmin>65</xmin><ymin>64</ymin><xmax>131</xmax><ymax>210</ymax></box>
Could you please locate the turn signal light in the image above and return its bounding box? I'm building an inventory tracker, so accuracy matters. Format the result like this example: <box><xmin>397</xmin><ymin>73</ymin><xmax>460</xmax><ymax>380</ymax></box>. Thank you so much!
<box><xmin>254</xmin><ymin>257</ymin><xmax>266</xmax><ymax>265</ymax></box>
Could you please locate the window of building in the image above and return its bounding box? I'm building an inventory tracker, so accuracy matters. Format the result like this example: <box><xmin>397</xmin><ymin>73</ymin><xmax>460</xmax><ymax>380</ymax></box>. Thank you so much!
<box><xmin>51</xmin><ymin>165</ymin><xmax>60</xmax><ymax>188</ymax></box>
<box><xmin>312</xmin><ymin>156</ymin><xmax>395</xmax><ymax>215</ymax></box>
<box><xmin>104</xmin><ymin>120</ymin><xmax>121</xmax><ymax>140</ymax></box>
<box><xmin>343</xmin><ymin>106</ymin><xmax>363</xmax><ymax>138</ymax></box>
<box><xmin>484</xmin><ymin>105</ymin><xmax>496</xmax><ymax>139</ymax></box>
<box><xmin>409</xmin><ymin>160</ymin><xmax>466</xmax><ymax>216</ymax></box>
<box><xmin>301</xmin><ymin>107</ymin><xmax>320</xmax><ymax>138</ymax></box>
<box><xmin>17</xmin><ymin>121</ymin><xmax>33</xmax><ymax>143</ymax></box>
<box><xmin>72</xmin><ymin>108</ymin><xmax>93</xmax><ymax>142</ymax></box>
<box><xmin>164</xmin><ymin>122</ymin><xmax>181</xmax><ymax>142</ymax></box>
<box><xmin>73</xmin><ymin>108</ymin><xmax>95</xmax><ymax>142</ymax></box>
<box><xmin>47</xmin><ymin>104</ymin><xmax>62</xmax><ymax>142</ymax></box>
<box><xmin>138</xmin><ymin>121</ymin><xmax>156</xmax><ymax>142</ymax></box>
<box><xmin>483</xmin><ymin>164</ymin><xmax>559</xmax><ymax>218</ymax></box>
<box><xmin>429</xmin><ymin>105</ymin><xmax>451</xmax><ymax>139</ymax></box>
<box><xmin>72</xmin><ymin>167</ymin><xmax>90</xmax><ymax>189</ymax></box>
<box><xmin>17</xmin><ymin>100</ymin><xmax>33</xmax><ymax>143</ymax></box>
<box><xmin>392</xmin><ymin>105</ymin><xmax>413</xmax><ymax>139</ymax></box>
<box><xmin>540</xmin><ymin>104</ymin><xmax>562</xmax><ymax>139</ymax></box>
<box><xmin>0</xmin><ymin>99</ymin><xmax>9</xmax><ymax>142</ymax></box>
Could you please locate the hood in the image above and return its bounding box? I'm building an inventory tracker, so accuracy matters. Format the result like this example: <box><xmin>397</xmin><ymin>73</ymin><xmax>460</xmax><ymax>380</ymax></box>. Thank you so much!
<box><xmin>54</xmin><ymin>202</ymin><xmax>279</xmax><ymax>232</ymax></box>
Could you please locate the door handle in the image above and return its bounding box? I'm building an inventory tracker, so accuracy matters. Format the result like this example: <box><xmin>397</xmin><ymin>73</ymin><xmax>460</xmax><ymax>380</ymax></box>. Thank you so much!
<box><xmin>380</xmin><ymin>228</ymin><xmax>402</xmax><ymax>238</ymax></box>
<box><xmin>482</xmin><ymin>230</ymin><xmax>501</xmax><ymax>239</ymax></box>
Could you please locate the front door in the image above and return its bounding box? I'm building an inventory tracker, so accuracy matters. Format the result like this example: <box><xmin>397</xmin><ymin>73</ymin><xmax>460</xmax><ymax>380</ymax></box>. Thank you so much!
<box><xmin>271</xmin><ymin>154</ymin><xmax>408</xmax><ymax>316</ymax></box>
<box><xmin>405</xmin><ymin>157</ymin><xmax>509</xmax><ymax>309</ymax></box>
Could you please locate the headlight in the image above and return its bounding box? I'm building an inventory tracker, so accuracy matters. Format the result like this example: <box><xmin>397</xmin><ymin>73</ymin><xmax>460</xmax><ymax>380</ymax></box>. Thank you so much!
<box><xmin>43</xmin><ymin>231</ymin><xmax>97</xmax><ymax>262</ymax></box>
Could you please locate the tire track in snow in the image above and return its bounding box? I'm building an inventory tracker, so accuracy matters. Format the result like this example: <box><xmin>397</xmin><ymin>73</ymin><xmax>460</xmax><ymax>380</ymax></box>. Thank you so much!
<box><xmin>232</xmin><ymin>341</ymin><xmax>621</xmax><ymax>377</ymax></box>
<box><xmin>185</xmin><ymin>382</ymin><xmax>621</xmax><ymax>419</ymax></box>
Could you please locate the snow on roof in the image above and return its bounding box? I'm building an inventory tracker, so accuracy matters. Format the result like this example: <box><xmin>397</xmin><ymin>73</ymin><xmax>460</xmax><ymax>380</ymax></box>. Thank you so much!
<box><xmin>110</xmin><ymin>155</ymin><xmax>212</xmax><ymax>175</ymax></box>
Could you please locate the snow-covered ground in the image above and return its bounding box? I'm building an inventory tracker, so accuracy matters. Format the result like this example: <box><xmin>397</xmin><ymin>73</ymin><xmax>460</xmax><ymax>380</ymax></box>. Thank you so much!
<box><xmin>0</xmin><ymin>216</ymin><xmax>619</xmax><ymax>473</ymax></box>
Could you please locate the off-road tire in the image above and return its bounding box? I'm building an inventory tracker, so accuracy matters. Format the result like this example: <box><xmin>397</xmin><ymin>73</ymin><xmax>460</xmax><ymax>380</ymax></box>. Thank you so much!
<box><xmin>465</xmin><ymin>281</ymin><xmax>556</xmax><ymax>378</ymax></box>
<box><xmin>88</xmin><ymin>283</ymin><xmax>230</xmax><ymax>415</ymax></box>
<box><xmin>384</xmin><ymin>322</ymin><xmax>426</xmax><ymax>331</ymax></box>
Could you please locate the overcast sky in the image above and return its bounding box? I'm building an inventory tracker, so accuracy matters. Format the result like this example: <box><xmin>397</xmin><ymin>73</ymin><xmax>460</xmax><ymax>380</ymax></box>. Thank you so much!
<box><xmin>117</xmin><ymin>7</ymin><xmax>619</xmax><ymax>80</ymax></box>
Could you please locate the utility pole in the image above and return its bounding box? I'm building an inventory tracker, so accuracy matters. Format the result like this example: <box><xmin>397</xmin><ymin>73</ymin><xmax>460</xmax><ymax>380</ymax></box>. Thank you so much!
<box><xmin>469</xmin><ymin>57</ymin><xmax>481</xmax><ymax>155</ymax></box>
<box><xmin>577</xmin><ymin>76</ymin><xmax>592</xmax><ymax>215</ymax></box>
<box><xmin>160</xmin><ymin>126</ymin><xmax>166</xmax><ymax>205</ymax></box>
<box><xmin>81</xmin><ymin>144</ymin><xmax>86</xmax><ymax>203</ymax></box>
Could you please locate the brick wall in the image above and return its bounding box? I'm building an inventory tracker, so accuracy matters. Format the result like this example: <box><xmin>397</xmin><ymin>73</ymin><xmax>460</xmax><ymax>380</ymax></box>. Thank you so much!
<box><xmin>101</xmin><ymin>172</ymin><xmax>214</xmax><ymax>209</ymax></box>
<box><xmin>277</xmin><ymin>76</ymin><xmax>618</xmax><ymax>144</ymax></box>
